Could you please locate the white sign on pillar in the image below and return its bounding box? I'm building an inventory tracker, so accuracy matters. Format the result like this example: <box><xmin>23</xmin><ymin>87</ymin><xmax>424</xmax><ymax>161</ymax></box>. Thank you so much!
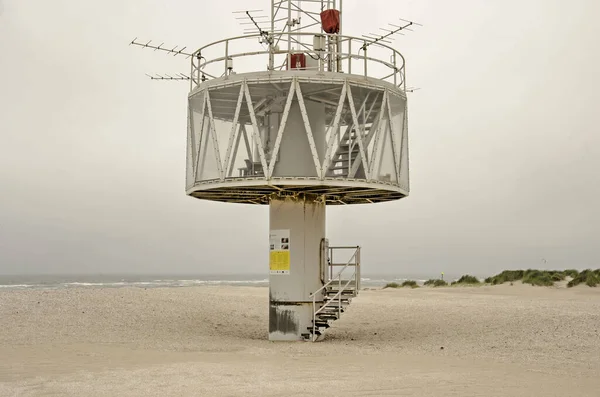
<box><xmin>269</xmin><ymin>229</ymin><xmax>290</xmax><ymax>275</ymax></box>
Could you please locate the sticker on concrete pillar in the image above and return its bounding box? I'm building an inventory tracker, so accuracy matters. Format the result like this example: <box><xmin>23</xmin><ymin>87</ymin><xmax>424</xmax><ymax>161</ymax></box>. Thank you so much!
<box><xmin>269</xmin><ymin>229</ymin><xmax>290</xmax><ymax>275</ymax></box>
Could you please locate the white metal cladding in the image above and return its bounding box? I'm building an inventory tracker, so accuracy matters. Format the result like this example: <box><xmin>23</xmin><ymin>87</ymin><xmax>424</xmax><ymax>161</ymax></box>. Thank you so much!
<box><xmin>186</xmin><ymin>73</ymin><xmax>409</xmax><ymax>205</ymax></box>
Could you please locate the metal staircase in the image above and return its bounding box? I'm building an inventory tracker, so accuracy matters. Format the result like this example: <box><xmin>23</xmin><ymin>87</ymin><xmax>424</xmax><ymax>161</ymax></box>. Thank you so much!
<box><xmin>303</xmin><ymin>245</ymin><xmax>361</xmax><ymax>342</ymax></box>
<box><xmin>326</xmin><ymin>127</ymin><xmax>369</xmax><ymax>178</ymax></box>
<box><xmin>325</xmin><ymin>98</ymin><xmax>382</xmax><ymax>179</ymax></box>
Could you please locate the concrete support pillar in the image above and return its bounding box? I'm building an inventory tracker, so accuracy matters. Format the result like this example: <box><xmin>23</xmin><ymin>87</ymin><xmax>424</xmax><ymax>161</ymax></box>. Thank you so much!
<box><xmin>268</xmin><ymin>195</ymin><xmax>325</xmax><ymax>341</ymax></box>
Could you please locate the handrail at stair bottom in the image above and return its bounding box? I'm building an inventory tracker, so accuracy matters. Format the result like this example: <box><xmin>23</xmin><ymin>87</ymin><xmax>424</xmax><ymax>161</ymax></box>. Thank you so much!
<box><xmin>308</xmin><ymin>248</ymin><xmax>359</xmax><ymax>341</ymax></box>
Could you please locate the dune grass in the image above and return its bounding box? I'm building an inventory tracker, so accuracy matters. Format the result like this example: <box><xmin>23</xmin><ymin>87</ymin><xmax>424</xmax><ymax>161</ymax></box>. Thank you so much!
<box><xmin>567</xmin><ymin>270</ymin><xmax>600</xmax><ymax>288</ymax></box>
<box><xmin>484</xmin><ymin>270</ymin><xmax>524</xmax><ymax>285</ymax></box>
<box><xmin>522</xmin><ymin>270</ymin><xmax>555</xmax><ymax>286</ymax></box>
<box><xmin>386</xmin><ymin>269</ymin><xmax>599</xmax><ymax>290</ymax></box>
<box><xmin>484</xmin><ymin>269</ymin><xmax>576</xmax><ymax>287</ymax></box>
<box><xmin>564</xmin><ymin>269</ymin><xmax>580</xmax><ymax>278</ymax></box>
<box><xmin>451</xmin><ymin>275</ymin><xmax>480</xmax><ymax>286</ymax></box>
<box><xmin>401</xmin><ymin>280</ymin><xmax>419</xmax><ymax>288</ymax></box>
<box><xmin>424</xmin><ymin>279</ymin><xmax>448</xmax><ymax>287</ymax></box>
<box><xmin>383</xmin><ymin>280</ymin><xmax>419</xmax><ymax>289</ymax></box>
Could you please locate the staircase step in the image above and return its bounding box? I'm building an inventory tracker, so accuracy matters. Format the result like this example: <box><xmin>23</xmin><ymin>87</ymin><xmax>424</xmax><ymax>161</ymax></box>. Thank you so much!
<box><xmin>321</xmin><ymin>299</ymin><xmax>350</xmax><ymax>309</ymax></box>
<box><xmin>320</xmin><ymin>310</ymin><xmax>345</xmax><ymax>316</ymax></box>
<box><xmin>325</xmin><ymin>289</ymin><xmax>356</xmax><ymax>295</ymax></box>
<box><xmin>332</xmin><ymin>155</ymin><xmax>358</xmax><ymax>162</ymax></box>
<box><xmin>323</xmin><ymin>298</ymin><xmax>350</xmax><ymax>303</ymax></box>
<box><xmin>320</xmin><ymin>304</ymin><xmax>346</xmax><ymax>310</ymax></box>
<box><xmin>325</xmin><ymin>294</ymin><xmax>355</xmax><ymax>300</ymax></box>
<box><xmin>335</xmin><ymin>144</ymin><xmax>360</xmax><ymax>150</ymax></box>
<box><xmin>322</xmin><ymin>298</ymin><xmax>350</xmax><ymax>304</ymax></box>
<box><xmin>325</xmin><ymin>295</ymin><xmax>355</xmax><ymax>300</ymax></box>
<box><xmin>316</xmin><ymin>313</ymin><xmax>340</xmax><ymax>320</ymax></box>
<box><xmin>317</xmin><ymin>309</ymin><xmax>341</xmax><ymax>315</ymax></box>
<box><xmin>337</xmin><ymin>144</ymin><xmax>358</xmax><ymax>150</ymax></box>
<box><xmin>316</xmin><ymin>318</ymin><xmax>339</xmax><ymax>323</ymax></box>
<box><xmin>333</xmin><ymin>151</ymin><xmax>357</xmax><ymax>156</ymax></box>
<box><xmin>326</xmin><ymin>285</ymin><xmax>357</xmax><ymax>290</ymax></box>
<box><xmin>320</xmin><ymin>306</ymin><xmax>345</xmax><ymax>312</ymax></box>
<box><xmin>319</xmin><ymin>304</ymin><xmax>346</xmax><ymax>311</ymax></box>
<box><xmin>302</xmin><ymin>329</ymin><xmax>321</xmax><ymax>339</ymax></box>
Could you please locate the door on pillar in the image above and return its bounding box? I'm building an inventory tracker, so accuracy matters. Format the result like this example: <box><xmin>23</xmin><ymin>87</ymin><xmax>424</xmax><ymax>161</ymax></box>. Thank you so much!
<box><xmin>320</xmin><ymin>238</ymin><xmax>329</xmax><ymax>284</ymax></box>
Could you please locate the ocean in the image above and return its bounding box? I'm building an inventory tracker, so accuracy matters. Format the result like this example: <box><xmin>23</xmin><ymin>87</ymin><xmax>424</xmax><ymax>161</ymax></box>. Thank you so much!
<box><xmin>0</xmin><ymin>273</ymin><xmax>464</xmax><ymax>291</ymax></box>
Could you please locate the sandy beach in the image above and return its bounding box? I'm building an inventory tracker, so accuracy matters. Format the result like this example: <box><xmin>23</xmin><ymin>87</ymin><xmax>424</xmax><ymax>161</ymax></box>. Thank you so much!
<box><xmin>1</xmin><ymin>284</ymin><xmax>599</xmax><ymax>396</ymax></box>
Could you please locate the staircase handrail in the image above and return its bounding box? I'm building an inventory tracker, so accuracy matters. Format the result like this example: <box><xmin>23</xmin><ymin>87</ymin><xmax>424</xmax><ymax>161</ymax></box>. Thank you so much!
<box><xmin>308</xmin><ymin>246</ymin><xmax>360</xmax><ymax>341</ymax></box>
<box><xmin>314</xmin><ymin>276</ymin><xmax>355</xmax><ymax>316</ymax></box>
<box><xmin>309</xmin><ymin>250</ymin><xmax>357</xmax><ymax>299</ymax></box>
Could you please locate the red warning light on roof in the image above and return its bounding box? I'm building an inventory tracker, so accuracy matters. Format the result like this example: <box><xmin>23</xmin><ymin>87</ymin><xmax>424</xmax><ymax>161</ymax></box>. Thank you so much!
<box><xmin>320</xmin><ymin>9</ymin><xmax>340</xmax><ymax>34</ymax></box>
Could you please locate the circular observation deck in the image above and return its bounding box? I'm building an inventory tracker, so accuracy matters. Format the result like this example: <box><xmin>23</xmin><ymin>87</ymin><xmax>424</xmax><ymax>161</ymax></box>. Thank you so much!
<box><xmin>185</xmin><ymin>32</ymin><xmax>409</xmax><ymax>205</ymax></box>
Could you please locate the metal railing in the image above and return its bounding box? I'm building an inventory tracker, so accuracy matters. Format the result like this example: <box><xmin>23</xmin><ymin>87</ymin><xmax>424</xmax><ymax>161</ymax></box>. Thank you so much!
<box><xmin>190</xmin><ymin>32</ymin><xmax>406</xmax><ymax>91</ymax></box>
<box><xmin>308</xmin><ymin>245</ymin><xmax>360</xmax><ymax>342</ymax></box>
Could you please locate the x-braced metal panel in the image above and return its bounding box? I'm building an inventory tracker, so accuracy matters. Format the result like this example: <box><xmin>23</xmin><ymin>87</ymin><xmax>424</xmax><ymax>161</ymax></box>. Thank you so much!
<box><xmin>187</xmin><ymin>76</ymin><xmax>408</xmax><ymax>198</ymax></box>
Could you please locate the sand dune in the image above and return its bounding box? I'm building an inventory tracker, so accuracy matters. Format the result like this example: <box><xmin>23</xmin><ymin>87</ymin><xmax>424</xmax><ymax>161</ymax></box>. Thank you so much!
<box><xmin>1</xmin><ymin>284</ymin><xmax>599</xmax><ymax>396</ymax></box>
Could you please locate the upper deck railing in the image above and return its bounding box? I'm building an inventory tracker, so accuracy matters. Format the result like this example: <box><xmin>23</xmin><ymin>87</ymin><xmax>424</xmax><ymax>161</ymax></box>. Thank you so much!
<box><xmin>190</xmin><ymin>31</ymin><xmax>406</xmax><ymax>92</ymax></box>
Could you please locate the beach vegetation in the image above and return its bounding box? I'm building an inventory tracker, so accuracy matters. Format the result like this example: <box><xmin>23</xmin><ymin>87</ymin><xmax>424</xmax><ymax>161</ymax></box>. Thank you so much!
<box><xmin>401</xmin><ymin>280</ymin><xmax>419</xmax><ymax>288</ymax></box>
<box><xmin>485</xmin><ymin>270</ymin><xmax>524</xmax><ymax>285</ymax></box>
<box><xmin>567</xmin><ymin>269</ymin><xmax>600</xmax><ymax>288</ymax></box>
<box><xmin>424</xmin><ymin>279</ymin><xmax>448</xmax><ymax>287</ymax></box>
<box><xmin>451</xmin><ymin>275</ymin><xmax>480</xmax><ymax>285</ymax></box>
<box><xmin>485</xmin><ymin>269</ymin><xmax>569</xmax><ymax>286</ymax></box>
<box><xmin>549</xmin><ymin>271</ymin><xmax>566</xmax><ymax>282</ymax></box>
<box><xmin>383</xmin><ymin>281</ymin><xmax>419</xmax><ymax>289</ymax></box>
<box><xmin>522</xmin><ymin>270</ymin><xmax>554</xmax><ymax>286</ymax></box>
<box><xmin>564</xmin><ymin>269</ymin><xmax>579</xmax><ymax>278</ymax></box>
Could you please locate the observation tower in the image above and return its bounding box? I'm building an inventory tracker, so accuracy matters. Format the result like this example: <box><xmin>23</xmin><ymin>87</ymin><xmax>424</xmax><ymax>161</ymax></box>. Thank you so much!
<box><xmin>132</xmin><ymin>0</ymin><xmax>415</xmax><ymax>341</ymax></box>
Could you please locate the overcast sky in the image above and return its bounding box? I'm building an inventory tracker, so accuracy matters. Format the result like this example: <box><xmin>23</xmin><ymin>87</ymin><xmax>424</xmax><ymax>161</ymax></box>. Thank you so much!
<box><xmin>1</xmin><ymin>0</ymin><xmax>599</xmax><ymax>277</ymax></box>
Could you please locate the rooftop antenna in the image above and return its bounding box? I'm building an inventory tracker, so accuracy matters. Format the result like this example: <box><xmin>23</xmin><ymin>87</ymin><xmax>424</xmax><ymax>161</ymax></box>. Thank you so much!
<box><xmin>130</xmin><ymin>38</ymin><xmax>195</xmax><ymax>82</ymax></box>
<box><xmin>233</xmin><ymin>10</ymin><xmax>272</xmax><ymax>44</ymax></box>
<box><xmin>145</xmin><ymin>73</ymin><xmax>190</xmax><ymax>81</ymax></box>
<box><xmin>360</xmin><ymin>18</ymin><xmax>422</xmax><ymax>51</ymax></box>
<box><xmin>130</xmin><ymin>38</ymin><xmax>193</xmax><ymax>58</ymax></box>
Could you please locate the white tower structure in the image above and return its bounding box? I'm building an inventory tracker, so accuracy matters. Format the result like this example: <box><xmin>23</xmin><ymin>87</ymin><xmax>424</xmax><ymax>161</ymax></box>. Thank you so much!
<box><xmin>133</xmin><ymin>0</ymin><xmax>414</xmax><ymax>341</ymax></box>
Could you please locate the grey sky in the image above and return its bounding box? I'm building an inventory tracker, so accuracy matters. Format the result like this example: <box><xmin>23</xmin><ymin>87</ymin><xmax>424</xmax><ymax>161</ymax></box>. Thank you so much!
<box><xmin>1</xmin><ymin>0</ymin><xmax>599</xmax><ymax>277</ymax></box>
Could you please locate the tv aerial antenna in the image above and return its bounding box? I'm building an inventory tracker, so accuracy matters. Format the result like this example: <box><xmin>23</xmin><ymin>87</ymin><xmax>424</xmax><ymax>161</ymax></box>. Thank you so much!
<box><xmin>129</xmin><ymin>38</ymin><xmax>195</xmax><ymax>82</ymax></box>
<box><xmin>145</xmin><ymin>73</ymin><xmax>190</xmax><ymax>81</ymax></box>
<box><xmin>233</xmin><ymin>9</ymin><xmax>273</xmax><ymax>45</ymax></box>
<box><xmin>360</xmin><ymin>18</ymin><xmax>422</xmax><ymax>51</ymax></box>
<box><xmin>358</xmin><ymin>17</ymin><xmax>423</xmax><ymax>92</ymax></box>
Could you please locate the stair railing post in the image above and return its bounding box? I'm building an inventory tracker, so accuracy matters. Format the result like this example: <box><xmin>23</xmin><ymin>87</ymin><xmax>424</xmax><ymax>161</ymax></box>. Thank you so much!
<box><xmin>330</xmin><ymin>249</ymin><xmax>333</xmax><ymax>281</ymax></box>
<box><xmin>338</xmin><ymin>275</ymin><xmax>342</xmax><ymax>317</ymax></box>
<box><xmin>312</xmin><ymin>293</ymin><xmax>316</xmax><ymax>342</ymax></box>
<box><xmin>357</xmin><ymin>246</ymin><xmax>361</xmax><ymax>293</ymax></box>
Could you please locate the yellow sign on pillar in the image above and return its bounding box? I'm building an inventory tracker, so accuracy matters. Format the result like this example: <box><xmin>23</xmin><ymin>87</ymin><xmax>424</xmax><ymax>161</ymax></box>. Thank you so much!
<box><xmin>269</xmin><ymin>229</ymin><xmax>290</xmax><ymax>275</ymax></box>
<box><xmin>270</xmin><ymin>250</ymin><xmax>290</xmax><ymax>273</ymax></box>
